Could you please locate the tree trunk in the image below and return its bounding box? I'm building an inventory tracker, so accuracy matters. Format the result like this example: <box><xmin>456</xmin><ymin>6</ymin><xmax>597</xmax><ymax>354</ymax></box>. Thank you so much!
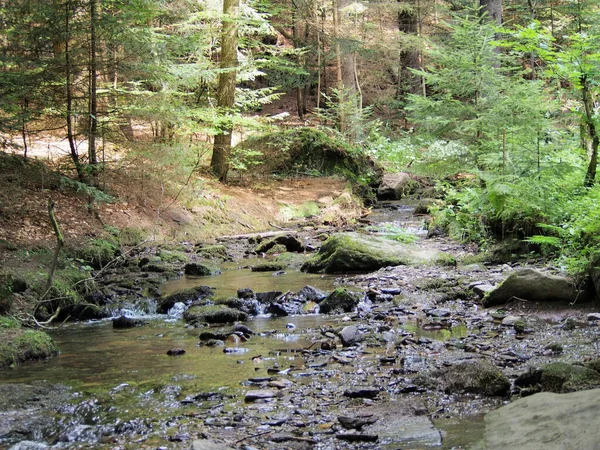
<box><xmin>480</xmin><ymin>0</ymin><xmax>502</xmax><ymax>25</ymax></box>
<box><xmin>88</xmin><ymin>0</ymin><xmax>99</xmax><ymax>173</ymax></box>
<box><xmin>65</xmin><ymin>0</ymin><xmax>85</xmax><ymax>181</ymax></box>
<box><xmin>397</xmin><ymin>0</ymin><xmax>421</xmax><ymax>99</ymax></box>
<box><xmin>210</xmin><ymin>0</ymin><xmax>239</xmax><ymax>182</ymax></box>
<box><xmin>582</xmin><ymin>75</ymin><xmax>599</xmax><ymax>186</ymax></box>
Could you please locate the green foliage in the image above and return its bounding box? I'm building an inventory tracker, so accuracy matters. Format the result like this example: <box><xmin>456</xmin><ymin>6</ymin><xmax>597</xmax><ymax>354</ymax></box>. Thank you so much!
<box><xmin>59</xmin><ymin>176</ymin><xmax>115</xmax><ymax>204</ymax></box>
<box><xmin>365</xmin><ymin>224</ymin><xmax>418</xmax><ymax>244</ymax></box>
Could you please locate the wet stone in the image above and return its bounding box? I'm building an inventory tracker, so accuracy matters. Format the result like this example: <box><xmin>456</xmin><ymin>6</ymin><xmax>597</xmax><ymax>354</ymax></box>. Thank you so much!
<box><xmin>587</xmin><ymin>312</ymin><xmax>600</xmax><ymax>321</ymax></box>
<box><xmin>336</xmin><ymin>433</ymin><xmax>379</xmax><ymax>442</ymax></box>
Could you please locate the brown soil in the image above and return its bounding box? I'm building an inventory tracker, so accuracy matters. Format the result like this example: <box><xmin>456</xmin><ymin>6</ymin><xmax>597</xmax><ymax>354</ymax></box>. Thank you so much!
<box><xmin>0</xmin><ymin>150</ymin><xmax>354</xmax><ymax>260</ymax></box>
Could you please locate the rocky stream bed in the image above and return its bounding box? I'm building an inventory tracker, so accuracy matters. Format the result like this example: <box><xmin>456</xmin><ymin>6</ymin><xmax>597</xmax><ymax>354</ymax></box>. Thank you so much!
<box><xmin>1</xmin><ymin>199</ymin><xmax>600</xmax><ymax>450</ymax></box>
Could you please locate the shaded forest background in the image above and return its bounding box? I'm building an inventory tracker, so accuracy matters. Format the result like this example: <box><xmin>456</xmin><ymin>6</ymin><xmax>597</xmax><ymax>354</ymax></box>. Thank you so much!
<box><xmin>2</xmin><ymin>0</ymin><xmax>600</xmax><ymax>278</ymax></box>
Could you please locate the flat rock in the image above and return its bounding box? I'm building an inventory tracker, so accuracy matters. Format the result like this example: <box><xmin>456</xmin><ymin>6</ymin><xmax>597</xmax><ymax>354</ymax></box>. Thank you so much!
<box><xmin>587</xmin><ymin>313</ymin><xmax>600</xmax><ymax>321</ymax></box>
<box><xmin>475</xmin><ymin>388</ymin><xmax>600</xmax><ymax>450</ymax></box>
<box><xmin>483</xmin><ymin>269</ymin><xmax>581</xmax><ymax>307</ymax></box>
<box><xmin>244</xmin><ymin>389</ymin><xmax>281</xmax><ymax>402</ymax></box>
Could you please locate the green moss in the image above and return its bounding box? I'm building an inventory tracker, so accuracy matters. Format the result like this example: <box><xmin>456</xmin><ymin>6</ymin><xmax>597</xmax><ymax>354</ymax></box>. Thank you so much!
<box><xmin>265</xmin><ymin>244</ymin><xmax>287</xmax><ymax>255</ymax></box>
<box><xmin>540</xmin><ymin>362</ymin><xmax>600</xmax><ymax>393</ymax></box>
<box><xmin>0</xmin><ymin>328</ymin><xmax>59</xmax><ymax>368</ymax></box>
<box><xmin>302</xmin><ymin>234</ymin><xmax>409</xmax><ymax>274</ymax></box>
<box><xmin>157</xmin><ymin>249</ymin><xmax>189</xmax><ymax>264</ymax></box>
<box><xmin>319</xmin><ymin>288</ymin><xmax>361</xmax><ymax>314</ymax></box>
<box><xmin>119</xmin><ymin>227</ymin><xmax>146</xmax><ymax>246</ymax></box>
<box><xmin>197</xmin><ymin>245</ymin><xmax>229</xmax><ymax>260</ymax></box>
<box><xmin>280</xmin><ymin>201</ymin><xmax>321</xmax><ymax>220</ymax></box>
<box><xmin>251</xmin><ymin>261</ymin><xmax>286</xmax><ymax>272</ymax></box>
<box><xmin>0</xmin><ymin>317</ymin><xmax>20</xmax><ymax>329</ymax></box>
<box><xmin>435</xmin><ymin>252</ymin><xmax>458</xmax><ymax>267</ymax></box>
<box><xmin>67</xmin><ymin>237</ymin><xmax>120</xmax><ymax>268</ymax></box>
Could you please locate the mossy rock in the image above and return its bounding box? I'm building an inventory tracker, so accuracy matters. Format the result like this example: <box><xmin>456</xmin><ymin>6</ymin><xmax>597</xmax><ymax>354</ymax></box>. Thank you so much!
<box><xmin>119</xmin><ymin>227</ymin><xmax>146</xmax><ymax>246</ymax></box>
<box><xmin>196</xmin><ymin>245</ymin><xmax>229</xmax><ymax>260</ymax></box>
<box><xmin>157</xmin><ymin>249</ymin><xmax>189</xmax><ymax>264</ymax></box>
<box><xmin>184</xmin><ymin>263</ymin><xmax>213</xmax><ymax>276</ymax></box>
<box><xmin>319</xmin><ymin>288</ymin><xmax>362</xmax><ymax>314</ymax></box>
<box><xmin>235</xmin><ymin>128</ymin><xmax>382</xmax><ymax>186</ymax></box>
<box><xmin>540</xmin><ymin>362</ymin><xmax>600</xmax><ymax>393</ymax></box>
<box><xmin>414</xmin><ymin>359</ymin><xmax>510</xmax><ymax>397</ymax></box>
<box><xmin>265</xmin><ymin>244</ymin><xmax>287</xmax><ymax>255</ymax></box>
<box><xmin>254</xmin><ymin>234</ymin><xmax>304</xmax><ymax>254</ymax></box>
<box><xmin>251</xmin><ymin>261</ymin><xmax>286</xmax><ymax>272</ymax></box>
<box><xmin>0</xmin><ymin>328</ymin><xmax>59</xmax><ymax>368</ymax></box>
<box><xmin>158</xmin><ymin>285</ymin><xmax>214</xmax><ymax>314</ymax></box>
<box><xmin>183</xmin><ymin>305</ymin><xmax>248</xmax><ymax>325</ymax></box>
<box><xmin>301</xmin><ymin>233</ymin><xmax>417</xmax><ymax>274</ymax></box>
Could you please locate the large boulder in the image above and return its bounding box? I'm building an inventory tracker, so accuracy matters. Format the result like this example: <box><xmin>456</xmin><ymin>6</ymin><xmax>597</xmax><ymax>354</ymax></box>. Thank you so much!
<box><xmin>376</xmin><ymin>172</ymin><xmax>417</xmax><ymax>200</ymax></box>
<box><xmin>158</xmin><ymin>285</ymin><xmax>214</xmax><ymax>313</ymax></box>
<box><xmin>538</xmin><ymin>362</ymin><xmax>600</xmax><ymax>393</ymax></box>
<box><xmin>414</xmin><ymin>358</ymin><xmax>510</xmax><ymax>397</ymax></box>
<box><xmin>483</xmin><ymin>269</ymin><xmax>582</xmax><ymax>307</ymax></box>
<box><xmin>254</xmin><ymin>234</ymin><xmax>304</xmax><ymax>253</ymax></box>
<box><xmin>301</xmin><ymin>233</ymin><xmax>417</xmax><ymax>274</ymax></box>
<box><xmin>475</xmin><ymin>389</ymin><xmax>600</xmax><ymax>450</ymax></box>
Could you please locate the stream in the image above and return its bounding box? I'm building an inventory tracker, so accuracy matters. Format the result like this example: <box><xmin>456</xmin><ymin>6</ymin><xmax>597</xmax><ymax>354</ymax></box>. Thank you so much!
<box><xmin>3</xmin><ymin>199</ymin><xmax>594</xmax><ymax>449</ymax></box>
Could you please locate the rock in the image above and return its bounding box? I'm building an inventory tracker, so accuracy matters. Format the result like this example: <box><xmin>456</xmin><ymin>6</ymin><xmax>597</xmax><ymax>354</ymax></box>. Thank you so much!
<box><xmin>539</xmin><ymin>362</ymin><xmax>600</xmax><ymax>393</ymax></box>
<box><xmin>196</xmin><ymin>244</ymin><xmax>229</xmax><ymax>260</ymax></box>
<box><xmin>256</xmin><ymin>291</ymin><xmax>283</xmax><ymax>304</ymax></box>
<box><xmin>167</xmin><ymin>348</ymin><xmax>185</xmax><ymax>356</ymax></box>
<box><xmin>237</xmin><ymin>288</ymin><xmax>254</xmax><ymax>299</ymax></box>
<box><xmin>483</xmin><ymin>269</ymin><xmax>583</xmax><ymax>307</ymax></box>
<box><xmin>337</xmin><ymin>415</ymin><xmax>378</xmax><ymax>430</ymax></box>
<box><xmin>190</xmin><ymin>440</ymin><xmax>235</xmax><ymax>450</ymax></box>
<box><xmin>376</xmin><ymin>172</ymin><xmax>416</xmax><ymax>200</ymax></box>
<box><xmin>587</xmin><ymin>312</ymin><xmax>600</xmax><ymax>321</ymax></box>
<box><xmin>301</xmin><ymin>233</ymin><xmax>417</xmax><ymax>273</ymax></box>
<box><xmin>183</xmin><ymin>263</ymin><xmax>212</xmax><ymax>276</ymax></box>
<box><xmin>471</xmin><ymin>283</ymin><xmax>495</xmax><ymax>297</ymax></box>
<box><xmin>8</xmin><ymin>441</ymin><xmax>49</xmax><ymax>450</ymax></box>
<box><xmin>298</xmin><ymin>285</ymin><xmax>328</xmax><ymax>302</ymax></box>
<box><xmin>336</xmin><ymin>433</ymin><xmax>379</xmax><ymax>442</ymax></box>
<box><xmin>501</xmin><ymin>315</ymin><xmax>522</xmax><ymax>326</ymax></box>
<box><xmin>251</xmin><ymin>262</ymin><xmax>286</xmax><ymax>272</ymax></box>
<box><xmin>425</xmin><ymin>308</ymin><xmax>451</xmax><ymax>318</ymax></box>
<box><xmin>401</xmin><ymin>355</ymin><xmax>428</xmax><ymax>373</ymax></box>
<box><xmin>343</xmin><ymin>387</ymin><xmax>380</xmax><ymax>399</ymax></box>
<box><xmin>414</xmin><ymin>358</ymin><xmax>510</xmax><ymax>397</ymax></box>
<box><xmin>112</xmin><ymin>315</ymin><xmax>144</xmax><ymax>329</ymax></box>
<box><xmin>183</xmin><ymin>305</ymin><xmax>248</xmax><ymax>325</ymax></box>
<box><xmin>319</xmin><ymin>288</ymin><xmax>361</xmax><ymax>314</ymax></box>
<box><xmin>158</xmin><ymin>285</ymin><xmax>214</xmax><ymax>314</ymax></box>
<box><xmin>476</xmin><ymin>388</ymin><xmax>600</xmax><ymax>450</ymax></box>
<box><xmin>339</xmin><ymin>325</ymin><xmax>362</xmax><ymax>347</ymax></box>
<box><xmin>232</xmin><ymin>323</ymin><xmax>253</xmax><ymax>337</ymax></box>
<box><xmin>254</xmin><ymin>234</ymin><xmax>304</xmax><ymax>253</ymax></box>
<box><xmin>244</xmin><ymin>389</ymin><xmax>281</xmax><ymax>402</ymax></box>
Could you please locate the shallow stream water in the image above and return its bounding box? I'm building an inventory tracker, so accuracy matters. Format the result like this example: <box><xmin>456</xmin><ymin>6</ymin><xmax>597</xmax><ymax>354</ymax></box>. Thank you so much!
<box><xmin>0</xmin><ymin>199</ymin><xmax>486</xmax><ymax>449</ymax></box>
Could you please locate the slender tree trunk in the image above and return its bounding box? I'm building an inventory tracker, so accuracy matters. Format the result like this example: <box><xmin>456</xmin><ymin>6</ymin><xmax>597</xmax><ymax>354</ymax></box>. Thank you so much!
<box><xmin>210</xmin><ymin>0</ymin><xmax>239</xmax><ymax>182</ymax></box>
<box><xmin>65</xmin><ymin>0</ymin><xmax>85</xmax><ymax>181</ymax></box>
<box><xmin>291</xmin><ymin>1</ymin><xmax>304</xmax><ymax>120</ymax></box>
<box><xmin>582</xmin><ymin>75</ymin><xmax>599</xmax><ymax>186</ymax></box>
<box><xmin>88</xmin><ymin>0</ymin><xmax>98</xmax><ymax>173</ymax></box>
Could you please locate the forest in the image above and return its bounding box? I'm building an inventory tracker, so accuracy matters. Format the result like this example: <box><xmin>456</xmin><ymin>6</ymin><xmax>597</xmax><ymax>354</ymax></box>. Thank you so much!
<box><xmin>2</xmin><ymin>0</ymin><xmax>600</xmax><ymax>274</ymax></box>
<box><xmin>1</xmin><ymin>0</ymin><xmax>600</xmax><ymax>448</ymax></box>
